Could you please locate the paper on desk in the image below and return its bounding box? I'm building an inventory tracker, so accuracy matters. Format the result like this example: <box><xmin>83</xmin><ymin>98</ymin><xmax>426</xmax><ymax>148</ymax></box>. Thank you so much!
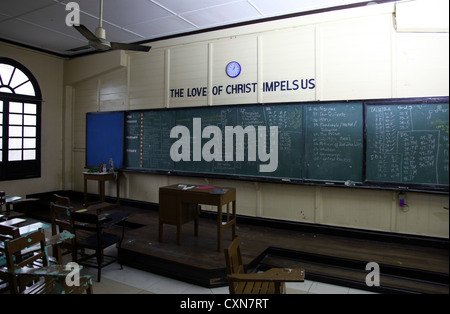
<box><xmin>195</xmin><ymin>186</ymin><xmax>217</xmax><ymax>190</ymax></box>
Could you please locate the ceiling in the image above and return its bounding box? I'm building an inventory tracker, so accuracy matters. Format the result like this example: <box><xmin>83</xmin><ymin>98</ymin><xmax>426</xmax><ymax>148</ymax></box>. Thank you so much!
<box><xmin>1</xmin><ymin>0</ymin><xmax>380</xmax><ymax>58</ymax></box>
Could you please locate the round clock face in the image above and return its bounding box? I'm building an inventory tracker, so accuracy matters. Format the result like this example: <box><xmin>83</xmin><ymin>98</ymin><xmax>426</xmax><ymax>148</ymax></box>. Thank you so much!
<box><xmin>226</xmin><ymin>61</ymin><xmax>241</xmax><ymax>78</ymax></box>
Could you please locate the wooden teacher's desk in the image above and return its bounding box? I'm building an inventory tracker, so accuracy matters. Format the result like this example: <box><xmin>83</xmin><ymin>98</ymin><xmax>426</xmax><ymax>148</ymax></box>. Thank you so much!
<box><xmin>83</xmin><ymin>172</ymin><xmax>120</xmax><ymax>207</ymax></box>
<box><xmin>159</xmin><ymin>184</ymin><xmax>236</xmax><ymax>252</ymax></box>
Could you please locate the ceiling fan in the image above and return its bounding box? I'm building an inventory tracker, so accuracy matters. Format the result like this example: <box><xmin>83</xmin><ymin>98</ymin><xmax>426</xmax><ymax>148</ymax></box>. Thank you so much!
<box><xmin>67</xmin><ymin>0</ymin><xmax>151</xmax><ymax>53</ymax></box>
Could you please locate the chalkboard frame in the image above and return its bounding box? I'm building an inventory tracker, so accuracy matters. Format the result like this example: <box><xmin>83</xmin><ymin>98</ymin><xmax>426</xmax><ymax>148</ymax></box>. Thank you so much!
<box><xmin>85</xmin><ymin>97</ymin><xmax>449</xmax><ymax>195</ymax></box>
<box><xmin>363</xmin><ymin>97</ymin><xmax>449</xmax><ymax>194</ymax></box>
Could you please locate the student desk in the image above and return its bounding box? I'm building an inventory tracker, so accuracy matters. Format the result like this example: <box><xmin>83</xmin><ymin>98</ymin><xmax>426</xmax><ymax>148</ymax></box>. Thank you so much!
<box><xmin>159</xmin><ymin>184</ymin><xmax>236</xmax><ymax>252</ymax></box>
<box><xmin>83</xmin><ymin>172</ymin><xmax>120</xmax><ymax>207</ymax></box>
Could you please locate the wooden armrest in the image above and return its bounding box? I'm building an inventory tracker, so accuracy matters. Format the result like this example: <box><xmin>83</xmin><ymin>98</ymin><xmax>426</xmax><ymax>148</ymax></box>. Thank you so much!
<box><xmin>11</xmin><ymin>264</ymin><xmax>82</xmax><ymax>278</ymax></box>
<box><xmin>100</xmin><ymin>212</ymin><xmax>130</xmax><ymax>228</ymax></box>
<box><xmin>9</xmin><ymin>198</ymin><xmax>39</xmax><ymax>205</ymax></box>
<box><xmin>228</xmin><ymin>273</ymin><xmax>280</xmax><ymax>282</ymax></box>
<box><xmin>229</xmin><ymin>268</ymin><xmax>305</xmax><ymax>282</ymax></box>
<box><xmin>0</xmin><ymin>218</ymin><xmax>26</xmax><ymax>226</ymax></box>
<box><xmin>5</xmin><ymin>196</ymin><xmax>22</xmax><ymax>203</ymax></box>
<box><xmin>86</xmin><ymin>202</ymin><xmax>115</xmax><ymax>213</ymax></box>
<box><xmin>18</xmin><ymin>222</ymin><xmax>48</xmax><ymax>236</ymax></box>
<box><xmin>45</xmin><ymin>230</ymin><xmax>75</xmax><ymax>246</ymax></box>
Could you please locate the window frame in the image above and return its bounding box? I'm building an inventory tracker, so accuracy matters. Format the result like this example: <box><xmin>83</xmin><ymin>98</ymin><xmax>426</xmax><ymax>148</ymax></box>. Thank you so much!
<box><xmin>0</xmin><ymin>57</ymin><xmax>42</xmax><ymax>181</ymax></box>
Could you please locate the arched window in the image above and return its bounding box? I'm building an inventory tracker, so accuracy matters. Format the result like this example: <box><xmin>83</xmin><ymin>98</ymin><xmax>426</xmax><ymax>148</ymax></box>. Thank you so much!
<box><xmin>0</xmin><ymin>57</ymin><xmax>42</xmax><ymax>180</ymax></box>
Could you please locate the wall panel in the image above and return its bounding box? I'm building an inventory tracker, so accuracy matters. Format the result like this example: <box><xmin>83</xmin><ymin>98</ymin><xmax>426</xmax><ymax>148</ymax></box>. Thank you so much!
<box><xmin>210</xmin><ymin>35</ymin><xmax>259</xmax><ymax>106</ymax></box>
<box><xmin>261</xmin><ymin>26</ymin><xmax>316</xmax><ymax>103</ymax></box>
<box><xmin>317</xmin><ymin>14</ymin><xmax>393</xmax><ymax>100</ymax></box>
<box><xmin>169</xmin><ymin>43</ymin><xmax>209</xmax><ymax>107</ymax></box>
<box><xmin>396</xmin><ymin>33</ymin><xmax>449</xmax><ymax>98</ymax></box>
<box><xmin>129</xmin><ymin>50</ymin><xmax>166</xmax><ymax>109</ymax></box>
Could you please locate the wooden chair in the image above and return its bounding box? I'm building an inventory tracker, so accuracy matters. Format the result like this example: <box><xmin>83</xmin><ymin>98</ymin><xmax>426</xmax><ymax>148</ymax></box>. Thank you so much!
<box><xmin>1</xmin><ymin>224</ymin><xmax>46</xmax><ymax>291</ymax></box>
<box><xmin>0</xmin><ymin>224</ymin><xmax>21</xmax><ymax>293</ymax></box>
<box><xmin>224</xmin><ymin>236</ymin><xmax>305</xmax><ymax>294</ymax></box>
<box><xmin>0</xmin><ymin>191</ymin><xmax>39</xmax><ymax>221</ymax></box>
<box><xmin>0</xmin><ymin>191</ymin><xmax>24</xmax><ymax>220</ymax></box>
<box><xmin>4</xmin><ymin>229</ymin><xmax>93</xmax><ymax>294</ymax></box>
<box><xmin>50</xmin><ymin>194</ymin><xmax>77</xmax><ymax>263</ymax></box>
<box><xmin>71</xmin><ymin>211</ymin><xmax>124</xmax><ymax>282</ymax></box>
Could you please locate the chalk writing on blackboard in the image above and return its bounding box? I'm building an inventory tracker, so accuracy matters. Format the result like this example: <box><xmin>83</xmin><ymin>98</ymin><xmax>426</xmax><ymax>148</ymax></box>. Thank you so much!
<box><xmin>87</xmin><ymin>99</ymin><xmax>448</xmax><ymax>190</ymax></box>
<box><xmin>366</xmin><ymin>103</ymin><xmax>449</xmax><ymax>185</ymax></box>
<box><xmin>304</xmin><ymin>103</ymin><xmax>363</xmax><ymax>182</ymax></box>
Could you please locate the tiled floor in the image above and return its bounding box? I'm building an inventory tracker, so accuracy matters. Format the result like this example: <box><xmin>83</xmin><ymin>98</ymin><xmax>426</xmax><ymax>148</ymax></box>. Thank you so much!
<box><xmin>81</xmin><ymin>249</ymin><xmax>376</xmax><ymax>294</ymax></box>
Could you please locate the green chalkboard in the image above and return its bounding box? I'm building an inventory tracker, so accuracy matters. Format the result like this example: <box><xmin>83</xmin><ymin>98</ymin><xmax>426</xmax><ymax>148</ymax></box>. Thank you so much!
<box><xmin>87</xmin><ymin>97</ymin><xmax>448</xmax><ymax>191</ymax></box>
<box><xmin>124</xmin><ymin>104</ymin><xmax>305</xmax><ymax>180</ymax></box>
<box><xmin>304</xmin><ymin>103</ymin><xmax>363</xmax><ymax>182</ymax></box>
<box><xmin>366</xmin><ymin>102</ymin><xmax>449</xmax><ymax>186</ymax></box>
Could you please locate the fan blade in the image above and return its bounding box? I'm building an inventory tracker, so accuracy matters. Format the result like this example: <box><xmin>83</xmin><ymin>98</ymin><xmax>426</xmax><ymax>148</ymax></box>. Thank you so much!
<box><xmin>74</xmin><ymin>25</ymin><xmax>100</xmax><ymax>42</ymax></box>
<box><xmin>66</xmin><ymin>45</ymin><xmax>92</xmax><ymax>52</ymax></box>
<box><xmin>110</xmin><ymin>42</ymin><xmax>151</xmax><ymax>52</ymax></box>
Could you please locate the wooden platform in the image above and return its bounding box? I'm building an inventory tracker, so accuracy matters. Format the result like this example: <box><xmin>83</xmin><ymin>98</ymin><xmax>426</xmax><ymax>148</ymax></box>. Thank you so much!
<box><xmin>111</xmin><ymin>207</ymin><xmax>449</xmax><ymax>293</ymax></box>
<box><xmin>22</xmin><ymin>192</ymin><xmax>449</xmax><ymax>294</ymax></box>
<box><xmin>117</xmin><ymin>207</ymin><xmax>238</xmax><ymax>287</ymax></box>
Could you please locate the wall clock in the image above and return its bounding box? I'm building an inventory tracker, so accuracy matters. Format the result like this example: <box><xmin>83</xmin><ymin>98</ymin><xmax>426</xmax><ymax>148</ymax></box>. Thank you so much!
<box><xmin>226</xmin><ymin>61</ymin><xmax>241</xmax><ymax>78</ymax></box>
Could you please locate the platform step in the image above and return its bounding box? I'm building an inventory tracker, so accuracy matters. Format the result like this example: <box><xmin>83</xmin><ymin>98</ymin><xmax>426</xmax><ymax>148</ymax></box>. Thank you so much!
<box><xmin>251</xmin><ymin>247</ymin><xmax>449</xmax><ymax>294</ymax></box>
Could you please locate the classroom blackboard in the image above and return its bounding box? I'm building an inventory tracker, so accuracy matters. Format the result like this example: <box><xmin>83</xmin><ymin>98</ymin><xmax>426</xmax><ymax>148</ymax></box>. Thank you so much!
<box><xmin>304</xmin><ymin>103</ymin><xmax>363</xmax><ymax>182</ymax></box>
<box><xmin>365</xmin><ymin>102</ymin><xmax>449</xmax><ymax>186</ymax></box>
<box><xmin>86</xmin><ymin>97</ymin><xmax>449</xmax><ymax>192</ymax></box>
<box><xmin>124</xmin><ymin>104</ymin><xmax>306</xmax><ymax>180</ymax></box>
<box><xmin>86</xmin><ymin>112</ymin><xmax>124</xmax><ymax>168</ymax></box>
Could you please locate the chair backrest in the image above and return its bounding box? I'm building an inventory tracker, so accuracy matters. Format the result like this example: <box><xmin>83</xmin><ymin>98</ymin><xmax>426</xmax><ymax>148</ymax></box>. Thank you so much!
<box><xmin>4</xmin><ymin>230</ymin><xmax>50</xmax><ymax>293</ymax></box>
<box><xmin>71</xmin><ymin>212</ymin><xmax>101</xmax><ymax>232</ymax></box>
<box><xmin>53</xmin><ymin>194</ymin><xmax>71</xmax><ymax>207</ymax></box>
<box><xmin>0</xmin><ymin>191</ymin><xmax>6</xmax><ymax>211</ymax></box>
<box><xmin>0</xmin><ymin>191</ymin><xmax>6</xmax><ymax>203</ymax></box>
<box><xmin>0</xmin><ymin>225</ymin><xmax>21</xmax><ymax>261</ymax></box>
<box><xmin>0</xmin><ymin>224</ymin><xmax>21</xmax><ymax>293</ymax></box>
<box><xmin>71</xmin><ymin>211</ymin><xmax>107</xmax><ymax>252</ymax></box>
<box><xmin>71</xmin><ymin>211</ymin><xmax>105</xmax><ymax>241</ymax></box>
<box><xmin>0</xmin><ymin>224</ymin><xmax>20</xmax><ymax>243</ymax></box>
<box><xmin>4</xmin><ymin>230</ymin><xmax>49</xmax><ymax>271</ymax></box>
<box><xmin>224</xmin><ymin>236</ymin><xmax>245</xmax><ymax>275</ymax></box>
<box><xmin>50</xmin><ymin>201</ymin><xmax>73</xmax><ymax>236</ymax></box>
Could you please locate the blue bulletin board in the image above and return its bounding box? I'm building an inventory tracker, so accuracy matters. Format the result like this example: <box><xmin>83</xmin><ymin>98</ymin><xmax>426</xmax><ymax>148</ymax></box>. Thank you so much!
<box><xmin>86</xmin><ymin>112</ymin><xmax>124</xmax><ymax>169</ymax></box>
